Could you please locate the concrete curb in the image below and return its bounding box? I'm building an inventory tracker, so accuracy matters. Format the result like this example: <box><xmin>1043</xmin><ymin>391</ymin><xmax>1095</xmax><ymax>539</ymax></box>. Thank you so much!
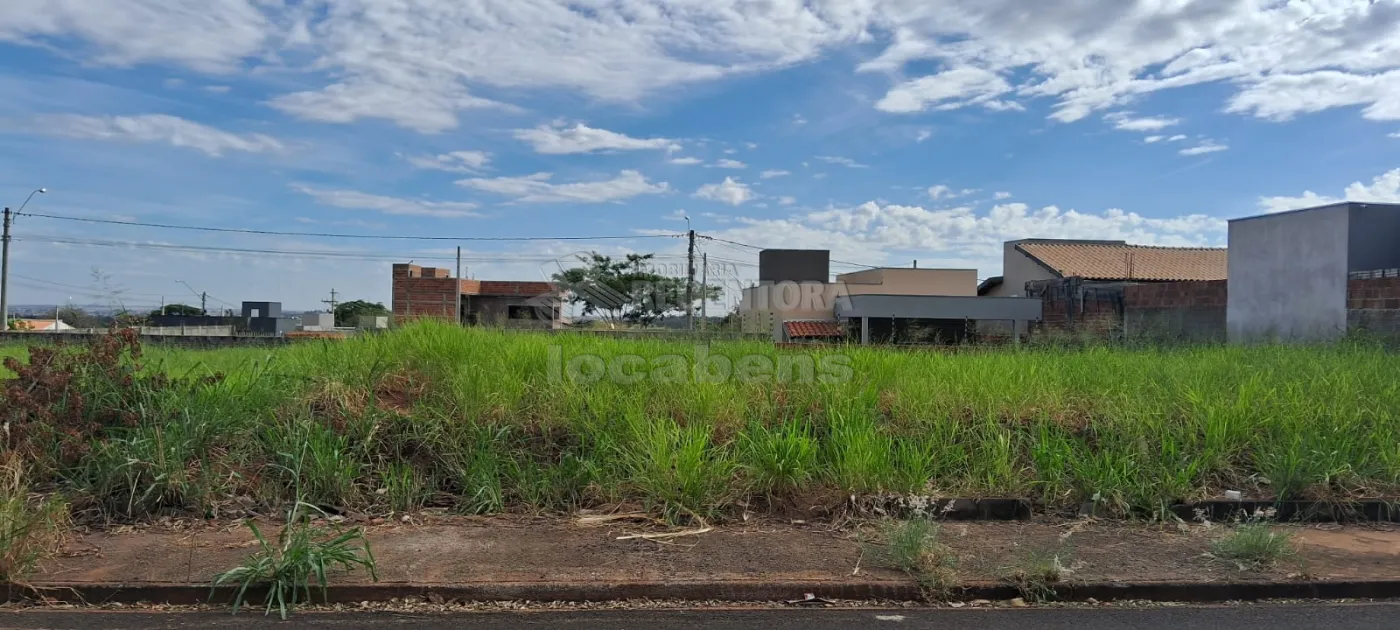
<box><xmin>7</xmin><ymin>579</ymin><xmax>1400</xmax><ymax>606</ymax></box>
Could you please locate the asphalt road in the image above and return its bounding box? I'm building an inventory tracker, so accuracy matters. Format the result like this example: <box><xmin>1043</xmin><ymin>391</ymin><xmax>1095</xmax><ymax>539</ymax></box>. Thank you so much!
<box><xmin>3</xmin><ymin>604</ymin><xmax>1400</xmax><ymax>630</ymax></box>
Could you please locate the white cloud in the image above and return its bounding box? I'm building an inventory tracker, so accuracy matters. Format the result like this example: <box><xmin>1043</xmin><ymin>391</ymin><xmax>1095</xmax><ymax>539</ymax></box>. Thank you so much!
<box><xmin>777</xmin><ymin>195</ymin><xmax>797</xmax><ymax>206</ymax></box>
<box><xmin>1391</xmin><ymin>132</ymin><xmax>1400</xmax><ymax>139</ymax></box>
<box><xmin>711</xmin><ymin>158</ymin><xmax>747</xmax><ymax>169</ymax></box>
<box><xmin>745</xmin><ymin>142</ymin><xmax>759</xmax><ymax>150</ymax></box>
<box><xmin>406</xmin><ymin>150</ymin><xmax>491</xmax><ymax>173</ymax></box>
<box><xmin>1144</xmin><ymin>135</ymin><xmax>1164</xmax><ymax>143</ymax></box>
<box><xmin>669</xmin><ymin>157</ymin><xmax>703</xmax><ymax>165</ymax></box>
<box><xmin>693</xmin><ymin>177</ymin><xmax>754</xmax><ymax>206</ymax></box>
<box><xmin>994</xmin><ymin>191</ymin><xmax>1012</xmax><ymax>200</ymax></box>
<box><xmin>1179</xmin><ymin>141</ymin><xmax>1229</xmax><ymax>156</ymax></box>
<box><xmin>792</xmin><ymin>114</ymin><xmax>808</xmax><ymax>126</ymax></box>
<box><xmin>10</xmin><ymin>1</ymin><xmax>1400</xmax><ymax>131</ymax></box>
<box><xmin>927</xmin><ymin>185</ymin><xmax>953</xmax><ymax>200</ymax></box>
<box><xmin>1167</xmin><ymin>135</ymin><xmax>1188</xmax><ymax>142</ymax></box>
<box><xmin>914</xmin><ymin>129</ymin><xmax>932</xmax><ymax>143</ymax></box>
<box><xmin>1106</xmin><ymin>112</ymin><xmax>1181</xmax><ymax>132</ymax></box>
<box><xmin>816</xmin><ymin>155</ymin><xmax>868</xmax><ymax>168</ymax></box>
<box><xmin>291</xmin><ymin>184</ymin><xmax>479</xmax><ymax>218</ymax></box>
<box><xmin>710</xmin><ymin>199</ymin><xmax>1225</xmax><ymax>275</ymax></box>
<box><xmin>1259</xmin><ymin>168</ymin><xmax>1400</xmax><ymax>213</ymax></box>
<box><xmin>458</xmin><ymin>170</ymin><xmax>669</xmax><ymax>204</ymax></box>
<box><xmin>34</xmin><ymin>113</ymin><xmax>283</xmax><ymax>157</ymax></box>
<box><xmin>760</xmin><ymin>169</ymin><xmax>791</xmax><ymax>179</ymax></box>
<box><xmin>513</xmin><ymin>121</ymin><xmax>679</xmax><ymax>154</ymax></box>
<box><xmin>876</xmin><ymin>66</ymin><xmax>1020</xmax><ymax>114</ymax></box>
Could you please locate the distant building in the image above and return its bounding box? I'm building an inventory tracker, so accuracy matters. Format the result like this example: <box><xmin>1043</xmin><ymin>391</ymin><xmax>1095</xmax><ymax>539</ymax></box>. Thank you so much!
<box><xmin>300</xmin><ymin>312</ymin><xmax>336</xmax><ymax>331</ymax></box>
<box><xmin>150</xmin><ymin>301</ymin><xmax>299</xmax><ymax>335</ymax></box>
<box><xmin>391</xmin><ymin>264</ymin><xmax>563</xmax><ymax>329</ymax></box>
<box><xmin>977</xmin><ymin>239</ymin><xmax>1227</xmax><ymax>298</ymax></box>
<box><xmin>738</xmin><ymin>249</ymin><xmax>1041</xmax><ymax>344</ymax></box>
<box><xmin>11</xmin><ymin>318</ymin><xmax>73</xmax><ymax>332</ymax></box>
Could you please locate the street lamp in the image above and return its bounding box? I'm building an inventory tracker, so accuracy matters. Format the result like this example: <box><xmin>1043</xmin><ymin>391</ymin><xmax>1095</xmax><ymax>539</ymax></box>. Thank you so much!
<box><xmin>1</xmin><ymin>187</ymin><xmax>49</xmax><ymax>327</ymax></box>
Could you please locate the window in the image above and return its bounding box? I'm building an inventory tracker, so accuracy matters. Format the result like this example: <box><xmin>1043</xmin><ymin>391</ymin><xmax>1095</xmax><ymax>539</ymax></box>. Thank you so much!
<box><xmin>508</xmin><ymin>305</ymin><xmax>539</xmax><ymax>320</ymax></box>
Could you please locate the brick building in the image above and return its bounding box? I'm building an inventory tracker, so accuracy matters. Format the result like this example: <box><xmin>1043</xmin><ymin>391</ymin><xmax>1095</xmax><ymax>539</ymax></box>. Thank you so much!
<box><xmin>391</xmin><ymin>264</ymin><xmax>562</xmax><ymax>328</ymax></box>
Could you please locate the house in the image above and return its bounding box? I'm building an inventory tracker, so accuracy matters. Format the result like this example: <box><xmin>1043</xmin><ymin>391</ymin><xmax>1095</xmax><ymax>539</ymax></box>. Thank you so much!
<box><xmin>11</xmin><ymin>318</ymin><xmax>73</xmax><ymax>332</ymax></box>
<box><xmin>1228</xmin><ymin>201</ymin><xmax>1400</xmax><ymax>341</ymax></box>
<box><xmin>150</xmin><ymin>301</ymin><xmax>299</xmax><ymax>335</ymax></box>
<box><xmin>739</xmin><ymin>250</ymin><xmax>1042</xmax><ymax>344</ymax></box>
<box><xmin>391</xmin><ymin>264</ymin><xmax>562</xmax><ymax>329</ymax></box>
<box><xmin>978</xmin><ymin>239</ymin><xmax>1228</xmax><ymax>298</ymax></box>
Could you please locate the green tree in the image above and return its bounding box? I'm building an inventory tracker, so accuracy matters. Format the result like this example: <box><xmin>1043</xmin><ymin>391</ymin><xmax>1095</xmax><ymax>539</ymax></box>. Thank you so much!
<box><xmin>150</xmin><ymin>304</ymin><xmax>203</xmax><ymax>318</ymax></box>
<box><xmin>552</xmin><ymin>252</ymin><xmax>722</xmax><ymax>328</ymax></box>
<box><xmin>56</xmin><ymin>307</ymin><xmax>103</xmax><ymax>329</ymax></box>
<box><xmin>334</xmin><ymin>300</ymin><xmax>390</xmax><ymax>327</ymax></box>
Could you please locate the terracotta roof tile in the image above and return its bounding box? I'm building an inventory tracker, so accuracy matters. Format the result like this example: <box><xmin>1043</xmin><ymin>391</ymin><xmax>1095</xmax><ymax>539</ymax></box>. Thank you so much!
<box><xmin>1018</xmin><ymin>242</ymin><xmax>1226</xmax><ymax>282</ymax></box>
<box><xmin>784</xmin><ymin>320</ymin><xmax>845</xmax><ymax>338</ymax></box>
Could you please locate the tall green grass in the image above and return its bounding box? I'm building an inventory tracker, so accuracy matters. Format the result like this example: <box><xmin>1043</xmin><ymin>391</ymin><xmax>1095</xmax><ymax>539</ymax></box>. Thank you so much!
<box><xmin>6</xmin><ymin>321</ymin><xmax>1400</xmax><ymax>522</ymax></box>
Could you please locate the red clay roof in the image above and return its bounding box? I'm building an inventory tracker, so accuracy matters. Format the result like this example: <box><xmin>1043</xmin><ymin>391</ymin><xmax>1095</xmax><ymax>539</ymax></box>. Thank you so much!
<box><xmin>784</xmin><ymin>320</ymin><xmax>845</xmax><ymax>338</ymax></box>
<box><xmin>1017</xmin><ymin>242</ymin><xmax>1227</xmax><ymax>282</ymax></box>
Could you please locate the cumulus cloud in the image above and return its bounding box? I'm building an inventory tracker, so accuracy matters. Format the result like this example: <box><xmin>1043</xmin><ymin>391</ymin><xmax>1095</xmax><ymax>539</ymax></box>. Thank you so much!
<box><xmin>760</xmin><ymin>169</ymin><xmax>790</xmax><ymax>179</ymax></box>
<box><xmin>514</xmin><ymin>121</ymin><xmax>679</xmax><ymax>154</ymax></box>
<box><xmin>34</xmin><ymin>113</ymin><xmax>283</xmax><ymax>156</ymax></box>
<box><xmin>291</xmin><ymin>184</ymin><xmax>479</xmax><ymax>218</ymax></box>
<box><xmin>693</xmin><ymin>177</ymin><xmax>754</xmax><ymax>206</ymax></box>
<box><xmin>711</xmin><ymin>158</ymin><xmax>747</xmax><ymax>169</ymax></box>
<box><xmin>994</xmin><ymin>191</ymin><xmax>1012</xmax><ymax>200</ymax></box>
<box><xmin>458</xmin><ymin>170</ymin><xmax>669</xmax><ymax>203</ymax></box>
<box><xmin>1259</xmin><ymin>168</ymin><xmax>1400</xmax><ymax>213</ymax></box>
<box><xmin>406</xmin><ymin>150</ymin><xmax>491</xmax><ymax>173</ymax></box>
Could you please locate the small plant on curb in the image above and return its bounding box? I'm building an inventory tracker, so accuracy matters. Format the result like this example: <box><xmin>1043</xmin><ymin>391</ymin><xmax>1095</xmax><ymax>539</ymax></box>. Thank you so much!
<box><xmin>1000</xmin><ymin>545</ymin><xmax>1074</xmax><ymax>603</ymax></box>
<box><xmin>1211</xmin><ymin>513</ymin><xmax>1296</xmax><ymax>571</ymax></box>
<box><xmin>212</xmin><ymin>501</ymin><xmax>378</xmax><ymax>619</ymax></box>
<box><xmin>0</xmin><ymin>458</ymin><xmax>69</xmax><ymax>583</ymax></box>
<box><xmin>865</xmin><ymin>519</ymin><xmax>958</xmax><ymax>596</ymax></box>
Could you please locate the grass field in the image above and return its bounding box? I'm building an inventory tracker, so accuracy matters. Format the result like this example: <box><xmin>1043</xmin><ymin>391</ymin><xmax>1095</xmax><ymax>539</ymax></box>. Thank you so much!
<box><xmin>3</xmin><ymin>321</ymin><xmax>1398</xmax><ymax>523</ymax></box>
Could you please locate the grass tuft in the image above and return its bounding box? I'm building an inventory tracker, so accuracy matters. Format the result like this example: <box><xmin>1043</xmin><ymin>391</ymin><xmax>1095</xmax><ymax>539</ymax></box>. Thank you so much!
<box><xmin>1000</xmin><ymin>545</ymin><xmax>1073</xmax><ymax>602</ymax></box>
<box><xmin>867</xmin><ymin>519</ymin><xmax>957</xmax><ymax>594</ymax></box>
<box><xmin>0</xmin><ymin>458</ymin><xmax>69</xmax><ymax>583</ymax></box>
<box><xmin>212</xmin><ymin>502</ymin><xmax>377</xmax><ymax>619</ymax></box>
<box><xmin>1212</xmin><ymin>521</ymin><xmax>1296</xmax><ymax>571</ymax></box>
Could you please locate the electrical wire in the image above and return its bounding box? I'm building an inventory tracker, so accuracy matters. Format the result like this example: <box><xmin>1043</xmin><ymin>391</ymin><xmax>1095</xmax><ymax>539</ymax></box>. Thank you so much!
<box><xmin>697</xmin><ymin>234</ymin><xmax>878</xmax><ymax>269</ymax></box>
<box><xmin>20</xmin><ymin>211</ymin><xmax>685</xmax><ymax>242</ymax></box>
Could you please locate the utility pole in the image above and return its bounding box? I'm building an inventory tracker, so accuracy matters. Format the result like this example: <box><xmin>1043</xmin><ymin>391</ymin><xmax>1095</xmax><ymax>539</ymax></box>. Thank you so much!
<box><xmin>700</xmin><ymin>252</ymin><xmax>708</xmax><ymax>331</ymax></box>
<box><xmin>322</xmin><ymin>288</ymin><xmax>339</xmax><ymax>315</ymax></box>
<box><xmin>1</xmin><ymin>207</ymin><xmax>11</xmax><ymax>327</ymax></box>
<box><xmin>685</xmin><ymin>229</ymin><xmax>696</xmax><ymax>331</ymax></box>
<box><xmin>455</xmin><ymin>246</ymin><xmax>463</xmax><ymax>326</ymax></box>
<box><xmin>199</xmin><ymin>292</ymin><xmax>207</xmax><ymax>316</ymax></box>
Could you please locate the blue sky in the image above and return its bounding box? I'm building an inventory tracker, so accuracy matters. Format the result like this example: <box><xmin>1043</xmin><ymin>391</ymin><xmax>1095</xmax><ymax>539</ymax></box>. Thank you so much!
<box><xmin>1</xmin><ymin>0</ymin><xmax>1398</xmax><ymax>311</ymax></box>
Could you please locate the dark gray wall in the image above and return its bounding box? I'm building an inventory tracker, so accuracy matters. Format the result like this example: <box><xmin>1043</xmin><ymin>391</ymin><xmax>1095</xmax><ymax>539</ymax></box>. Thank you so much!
<box><xmin>759</xmin><ymin>250</ymin><xmax>830</xmax><ymax>283</ymax></box>
<box><xmin>1347</xmin><ymin>203</ymin><xmax>1400</xmax><ymax>273</ymax></box>
<box><xmin>241</xmin><ymin>301</ymin><xmax>283</xmax><ymax>318</ymax></box>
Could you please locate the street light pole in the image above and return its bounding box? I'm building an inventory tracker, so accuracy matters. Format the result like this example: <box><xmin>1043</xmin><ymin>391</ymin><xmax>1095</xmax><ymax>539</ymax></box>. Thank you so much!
<box><xmin>1</xmin><ymin>188</ymin><xmax>48</xmax><ymax>327</ymax></box>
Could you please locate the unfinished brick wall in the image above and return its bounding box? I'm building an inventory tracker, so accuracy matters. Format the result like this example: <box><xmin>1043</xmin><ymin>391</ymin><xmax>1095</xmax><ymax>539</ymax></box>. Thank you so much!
<box><xmin>1347</xmin><ymin>277</ymin><xmax>1400</xmax><ymax>335</ymax></box>
<box><xmin>1124</xmin><ymin>280</ymin><xmax>1227</xmax><ymax>342</ymax></box>
<box><xmin>392</xmin><ymin>264</ymin><xmax>469</xmax><ymax>321</ymax></box>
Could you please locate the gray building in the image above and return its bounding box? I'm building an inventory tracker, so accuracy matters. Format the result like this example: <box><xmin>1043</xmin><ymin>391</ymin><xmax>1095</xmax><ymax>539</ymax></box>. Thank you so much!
<box><xmin>1228</xmin><ymin>202</ymin><xmax>1400</xmax><ymax>341</ymax></box>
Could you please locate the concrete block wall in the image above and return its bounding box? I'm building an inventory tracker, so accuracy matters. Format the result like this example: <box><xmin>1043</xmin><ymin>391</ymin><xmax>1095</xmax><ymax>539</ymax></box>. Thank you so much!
<box><xmin>1124</xmin><ymin>280</ymin><xmax>1227</xmax><ymax>342</ymax></box>
<box><xmin>1347</xmin><ymin>277</ymin><xmax>1400</xmax><ymax>335</ymax></box>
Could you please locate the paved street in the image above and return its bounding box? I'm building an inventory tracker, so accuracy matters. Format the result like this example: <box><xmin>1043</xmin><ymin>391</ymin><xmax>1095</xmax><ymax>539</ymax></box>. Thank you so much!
<box><xmin>3</xmin><ymin>604</ymin><xmax>1400</xmax><ymax>630</ymax></box>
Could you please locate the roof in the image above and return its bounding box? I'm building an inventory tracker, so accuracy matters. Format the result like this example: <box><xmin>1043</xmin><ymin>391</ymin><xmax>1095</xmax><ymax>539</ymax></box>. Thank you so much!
<box><xmin>11</xmin><ymin>319</ymin><xmax>72</xmax><ymax>331</ymax></box>
<box><xmin>784</xmin><ymin>320</ymin><xmax>845</xmax><ymax>338</ymax></box>
<box><xmin>977</xmin><ymin>276</ymin><xmax>1004</xmax><ymax>295</ymax></box>
<box><xmin>1016</xmin><ymin>242</ymin><xmax>1227</xmax><ymax>282</ymax></box>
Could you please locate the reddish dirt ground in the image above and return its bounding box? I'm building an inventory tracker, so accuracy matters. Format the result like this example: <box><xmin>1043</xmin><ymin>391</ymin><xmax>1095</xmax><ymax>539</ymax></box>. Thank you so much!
<box><xmin>33</xmin><ymin>516</ymin><xmax>1400</xmax><ymax>588</ymax></box>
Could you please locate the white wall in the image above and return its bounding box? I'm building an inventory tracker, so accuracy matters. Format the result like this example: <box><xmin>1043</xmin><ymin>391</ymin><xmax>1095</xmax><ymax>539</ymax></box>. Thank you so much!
<box><xmin>1227</xmin><ymin>204</ymin><xmax>1351</xmax><ymax>342</ymax></box>
<box><xmin>985</xmin><ymin>242</ymin><xmax>1058</xmax><ymax>297</ymax></box>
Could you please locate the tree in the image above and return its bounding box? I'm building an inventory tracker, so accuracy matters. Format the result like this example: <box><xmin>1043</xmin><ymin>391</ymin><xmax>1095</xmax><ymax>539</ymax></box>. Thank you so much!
<box><xmin>334</xmin><ymin>300</ymin><xmax>390</xmax><ymax>327</ymax></box>
<box><xmin>56</xmin><ymin>307</ymin><xmax>103</xmax><ymax>329</ymax></box>
<box><xmin>150</xmin><ymin>304</ymin><xmax>203</xmax><ymax>318</ymax></box>
<box><xmin>552</xmin><ymin>252</ymin><xmax>722</xmax><ymax>328</ymax></box>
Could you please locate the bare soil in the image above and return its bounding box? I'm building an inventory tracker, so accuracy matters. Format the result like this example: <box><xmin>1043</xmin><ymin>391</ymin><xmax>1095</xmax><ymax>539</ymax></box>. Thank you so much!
<box><xmin>33</xmin><ymin>515</ymin><xmax>1400</xmax><ymax>588</ymax></box>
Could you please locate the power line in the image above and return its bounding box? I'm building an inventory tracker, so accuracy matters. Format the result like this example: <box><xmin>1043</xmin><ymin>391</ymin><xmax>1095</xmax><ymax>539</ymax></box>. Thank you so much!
<box><xmin>21</xmin><ymin>211</ymin><xmax>684</xmax><ymax>242</ymax></box>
